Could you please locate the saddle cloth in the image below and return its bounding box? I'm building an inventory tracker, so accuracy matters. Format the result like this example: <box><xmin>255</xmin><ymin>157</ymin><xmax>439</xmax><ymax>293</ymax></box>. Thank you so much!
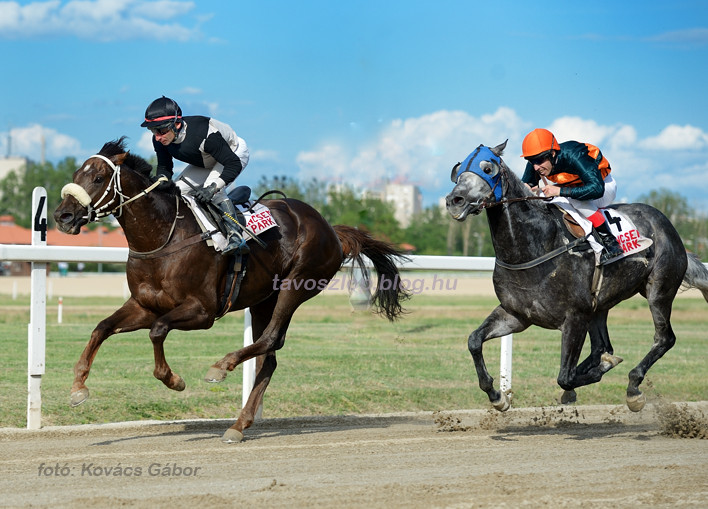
<box><xmin>549</xmin><ymin>196</ymin><xmax>653</xmax><ymax>264</ymax></box>
<box><xmin>182</xmin><ymin>196</ymin><xmax>278</xmax><ymax>252</ymax></box>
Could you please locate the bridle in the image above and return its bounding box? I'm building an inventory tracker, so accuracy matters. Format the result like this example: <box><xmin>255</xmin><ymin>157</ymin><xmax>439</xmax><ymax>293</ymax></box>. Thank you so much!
<box><xmin>456</xmin><ymin>159</ymin><xmax>553</xmax><ymax>211</ymax></box>
<box><xmin>452</xmin><ymin>148</ymin><xmax>590</xmax><ymax>270</ymax></box>
<box><xmin>60</xmin><ymin>154</ymin><xmax>168</xmax><ymax>223</ymax></box>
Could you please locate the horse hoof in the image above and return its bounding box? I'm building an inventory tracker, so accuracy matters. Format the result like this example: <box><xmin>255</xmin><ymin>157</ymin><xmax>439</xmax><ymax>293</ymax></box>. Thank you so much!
<box><xmin>491</xmin><ymin>392</ymin><xmax>511</xmax><ymax>412</ymax></box>
<box><xmin>222</xmin><ymin>428</ymin><xmax>244</xmax><ymax>444</ymax></box>
<box><xmin>560</xmin><ymin>390</ymin><xmax>577</xmax><ymax>405</ymax></box>
<box><xmin>172</xmin><ymin>376</ymin><xmax>186</xmax><ymax>391</ymax></box>
<box><xmin>600</xmin><ymin>352</ymin><xmax>624</xmax><ymax>371</ymax></box>
<box><xmin>70</xmin><ymin>388</ymin><xmax>89</xmax><ymax>407</ymax></box>
<box><xmin>626</xmin><ymin>392</ymin><xmax>646</xmax><ymax>412</ymax></box>
<box><xmin>205</xmin><ymin>367</ymin><xmax>228</xmax><ymax>383</ymax></box>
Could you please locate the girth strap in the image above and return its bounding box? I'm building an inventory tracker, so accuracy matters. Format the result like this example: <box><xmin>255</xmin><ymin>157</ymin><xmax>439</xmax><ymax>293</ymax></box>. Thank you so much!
<box><xmin>129</xmin><ymin>231</ymin><xmax>217</xmax><ymax>259</ymax></box>
<box><xmin>494</xmin><ymin>236</ymin><xmax>590</xmax><ymax>271</ymax></box>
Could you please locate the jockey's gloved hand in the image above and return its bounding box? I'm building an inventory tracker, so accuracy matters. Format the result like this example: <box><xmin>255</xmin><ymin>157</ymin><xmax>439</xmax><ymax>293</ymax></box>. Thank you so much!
<box><xmin>150</xmin><ymin>174</ymin><xmax>172</xmax><ymax>191</ymax></box>
<box><xmin>194</xmin><ymin>182</ymin><xmax>218</xmax><ymax>204</ymax></box>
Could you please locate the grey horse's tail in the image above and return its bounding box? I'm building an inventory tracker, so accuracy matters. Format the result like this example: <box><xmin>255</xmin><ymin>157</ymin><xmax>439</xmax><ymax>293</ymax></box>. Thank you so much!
<box><xmin>682</xmin><ymin>252</ymin><xmax>708</xmax><ymax>302</ymax></box>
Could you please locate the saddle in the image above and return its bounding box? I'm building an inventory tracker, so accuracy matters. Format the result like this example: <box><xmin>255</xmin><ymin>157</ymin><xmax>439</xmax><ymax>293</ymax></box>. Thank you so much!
<box><xmin>202</xmin><ymin>186</ymin><xmax>252</xmax><ymax>242</ymax></box>
<box><xmin>560</xmin><ymin>209</ymin><xmax>586</xmax><ymax>239</ymax></box>
<box><xmin>548</xmin><ymin>205</ymin><xmax>590</xmax><ymax>242</ymax></box>
<box><xmin>183</xmin><ymin>185</ymin><xmax>270</xmax><ymax>319</ymax></box>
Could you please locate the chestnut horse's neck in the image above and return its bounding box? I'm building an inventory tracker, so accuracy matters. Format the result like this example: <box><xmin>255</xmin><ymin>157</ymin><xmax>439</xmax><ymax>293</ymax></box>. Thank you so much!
<box><xmin>112</xmin><ymin>168</ymin><xmax>181</xmax><ymax>254</ymax></box>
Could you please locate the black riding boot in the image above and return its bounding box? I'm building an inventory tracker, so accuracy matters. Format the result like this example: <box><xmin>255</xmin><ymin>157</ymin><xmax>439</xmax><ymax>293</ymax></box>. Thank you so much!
<box><xmin>212</xmin><ymin>190</ymin><xmax>250</xmax><ymax>255</ymax></box>
<box><xmin>594</xmin><ymin>222</ymin><xmax>624</xmax><ymax>264</ymax></box>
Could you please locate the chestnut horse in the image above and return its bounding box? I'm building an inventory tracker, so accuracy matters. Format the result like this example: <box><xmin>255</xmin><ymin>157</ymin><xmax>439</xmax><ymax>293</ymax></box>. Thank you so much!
<box><xmin>54</xmin><ymin>138</ymin><xmax>409</xmax><ymax>443</ymax></box>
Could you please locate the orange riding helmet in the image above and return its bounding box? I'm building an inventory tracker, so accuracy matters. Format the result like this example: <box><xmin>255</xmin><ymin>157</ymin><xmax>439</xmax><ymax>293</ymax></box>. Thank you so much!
<box><xmin>521</xmin><ymin>128</ymin><xmax>560</xmax><ymax>158</ymax></box>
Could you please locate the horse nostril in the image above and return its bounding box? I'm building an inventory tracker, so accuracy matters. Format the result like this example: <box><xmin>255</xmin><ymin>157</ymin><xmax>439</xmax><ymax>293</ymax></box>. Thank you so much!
<box><xmin>59</xmin><ymin>212</ymin><xmax>74</xmax><ymax>224</ymax></box>
<box><xmin>452</xmin><ymin>196</ymin><xmax>464</xmax><ymax>206</ymax></box>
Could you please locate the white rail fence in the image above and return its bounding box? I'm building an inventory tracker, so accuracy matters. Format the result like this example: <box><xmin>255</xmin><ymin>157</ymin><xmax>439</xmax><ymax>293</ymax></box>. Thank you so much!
<box><xmin>3</xmin><ymin>187</ymin><xmax>511</xmax><ymax>429</ymax></box>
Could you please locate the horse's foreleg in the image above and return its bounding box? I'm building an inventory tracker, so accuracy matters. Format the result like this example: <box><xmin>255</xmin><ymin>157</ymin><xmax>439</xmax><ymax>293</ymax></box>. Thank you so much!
<box><xmin>576</xmin><ymin>310</ymin><xmax>623</xmax><ymax>377</ymax></box>
<box><xmin>71</xmin><ymin>298</ymin><xmax>155</xmax><ymax>406</ymax></box>
<box><xmin>556</xmin><ymin>317</ymin><xmax>600</xmax><ymax>404</ymax></box>
<box><xmin>469</xmin><ymin>306</ymin><xmax>528</xmax><ymax>411</ymax></box>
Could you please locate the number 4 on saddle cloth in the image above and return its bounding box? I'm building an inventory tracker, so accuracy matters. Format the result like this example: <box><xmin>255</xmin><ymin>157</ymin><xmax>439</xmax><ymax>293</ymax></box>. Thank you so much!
<box><xmin>551</xmin><ymin>197</ymin><xmax>653</xmax><ymax>265</ymax></box>
<box><xmin>183</xmin><ymin>186</ymin><xmax>279</xmax><ymax>253</ymax></box>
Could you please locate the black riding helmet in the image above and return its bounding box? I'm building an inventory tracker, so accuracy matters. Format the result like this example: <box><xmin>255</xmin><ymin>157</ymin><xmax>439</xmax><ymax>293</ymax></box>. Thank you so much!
<box><xmin>140</xmin><ymin>96</ymin><xmax>182</xmax><ymax>131</ymax></box>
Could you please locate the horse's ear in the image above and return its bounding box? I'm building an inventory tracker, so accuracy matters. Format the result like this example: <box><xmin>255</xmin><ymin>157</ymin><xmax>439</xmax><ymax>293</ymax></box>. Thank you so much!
<box><xmin>450</xmin><ymin>162</ymin><xmax>461</xmax><ymax>183</ymax></box>
<box><xmin>491</xmin><ymin>140</ymin><xmax>508</xmax><ymax>157</ymax></box>
<box><xmin>113</xmin><ymin>152</ymin><xmax>128</xmax><ymax>165</ymax></box>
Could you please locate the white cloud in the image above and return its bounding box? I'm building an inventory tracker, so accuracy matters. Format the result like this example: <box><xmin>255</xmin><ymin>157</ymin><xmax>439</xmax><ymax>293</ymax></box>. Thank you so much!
<box><xmin>640</xmin><ymin>124</ymin><xmax>708</xmax><ymax>150</ymax></box>
<box><xmin>0</xmin><ymin>124</ymin><xmax>81</xmax><ymax>161</ymax></box>
<box><xmin>130</xmin><ymin>0</ymin><xmax>195</xmax><ymax>20</ymax></box>
<box><xmin>179</xmin><ymin>86</ymin><xmax>202</xmax><ymax>95</ymax></box>
<box><xmin>649</xmin><ymin>28</ymin><xmax>708</xmax><ymax>47</ymax></box>
<box><xmin>548</xmin><ymin>116</ymin><xmax>637</xmax><ymax>150</ymax></box>
<box><xmin>0</xmin><ymin>0</ymin><xmax>201</xmax><ymax>41</ymax></box>
<box><xmin>296</xmin><ymin>107</ymin><xmax>530</xmax><ymax>189</ymax></box>
<box><xmin>293</xmin><ymin>109</ymin><xmax>708</xmax><ymax>209</ymax></box>
<box><xmin>251</xmin><ymin>149</ymin><xmax>280</xmax><ymax>162</ymax></box>
<box><xmin>136</xmin><ymin>130</ymin><xmax>155</xmax><ymax>156</ymax></box>
<box><xmin>3</xmin><ymin>112</ymin><xmax>708</xmax><ymax>211</ymax></box>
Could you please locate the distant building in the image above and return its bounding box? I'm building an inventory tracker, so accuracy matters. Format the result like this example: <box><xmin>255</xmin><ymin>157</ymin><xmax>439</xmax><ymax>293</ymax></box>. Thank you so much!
<box><xmin>0</xmin><ymin>157</ymin><xmax>27</xmax><ymax>180</ymax></box>
<box><xmin>0</xmin><ymin>157</ymin><xmax>27</xmax><ymax>199</ymax></box>
<box><xmin>383</xmin><ymin>183</ymin><xmax>422</xmax><ymax>228</ymax></box>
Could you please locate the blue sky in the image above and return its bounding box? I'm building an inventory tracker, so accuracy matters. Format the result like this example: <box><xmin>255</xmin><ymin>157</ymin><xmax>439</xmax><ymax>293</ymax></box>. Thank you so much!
<box><xmin>1</xmin><ymin>0</ymin><xmax>708</xmax><ymax>211</ymax></box>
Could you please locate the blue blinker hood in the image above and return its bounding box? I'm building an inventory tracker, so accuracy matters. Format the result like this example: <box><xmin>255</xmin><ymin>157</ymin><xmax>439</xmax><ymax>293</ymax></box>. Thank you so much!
<box><xmin>454</xmin><ymin>145</ymin><xmax>503</xmax><ymax>201</ymax></box>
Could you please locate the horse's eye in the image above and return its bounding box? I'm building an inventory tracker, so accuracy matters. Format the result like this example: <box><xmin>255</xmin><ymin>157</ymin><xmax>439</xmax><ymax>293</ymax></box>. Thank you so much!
<box><xmin>94</xmin><ymin>175</ymin><xmax>104</xmax><ymax>184</ymax></box>
<box><xmin>483</xmin><ymin>166</ymin><xmax>493</xmax><ymax>175</ymax></box>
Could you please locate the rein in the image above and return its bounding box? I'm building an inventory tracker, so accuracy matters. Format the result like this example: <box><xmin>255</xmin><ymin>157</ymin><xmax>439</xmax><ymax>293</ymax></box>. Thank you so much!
<box><xmin>475</xmin><ymin>165</ymin><xmax>554</xmax><ymax>210</ymax></box>
<box><xmin>494</xmin><ymin>236</ymin><xmax>590</xmax><ymax>270</ymax></box>
<box><xmin>480</xmin><ymin>194</ymin><xmax>554</xmax><ymax>210</ymax></box>
<box><xmin>465</xmin><ymin>158</ymin><xmax>589</xmax><ymax>269</ymax></box>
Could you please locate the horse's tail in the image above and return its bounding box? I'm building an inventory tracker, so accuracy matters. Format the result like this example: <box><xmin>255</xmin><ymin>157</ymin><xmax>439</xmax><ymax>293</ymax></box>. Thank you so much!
<box><xmin>333</xmin><ymin>225</ymin><xmax>411</xmax><ymax>321</ymax></box>
<box><xmin>682</xmin><ymin>252</ymin><xmax>708</xmax><ymax>302</ymax></box>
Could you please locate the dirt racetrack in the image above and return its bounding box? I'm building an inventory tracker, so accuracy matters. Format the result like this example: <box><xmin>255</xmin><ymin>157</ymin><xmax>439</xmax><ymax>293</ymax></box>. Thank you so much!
<box><xmin>1</xmin><ymin>402</ymin><xmax>707</xmax><ymax>508</ymax></box>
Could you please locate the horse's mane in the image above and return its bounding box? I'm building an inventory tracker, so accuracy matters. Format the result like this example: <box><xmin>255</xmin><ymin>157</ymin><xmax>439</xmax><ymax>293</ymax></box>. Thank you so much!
<box><xmin>98</xmin><ymin>136</ymin><xmax>153</xmax><ymax>178</ymax></box>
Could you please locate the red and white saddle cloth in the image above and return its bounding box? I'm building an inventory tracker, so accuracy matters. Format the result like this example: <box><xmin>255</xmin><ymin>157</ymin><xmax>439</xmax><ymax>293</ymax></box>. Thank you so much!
<box><xmin>183</xmin><ymin>196</ymin><xmax>279</xmax><ymax>252</ymax></box>
<box><xmin>550</xmin><ymin>197</ymin><xmax>653</xmax><ymax>265</ymax></box>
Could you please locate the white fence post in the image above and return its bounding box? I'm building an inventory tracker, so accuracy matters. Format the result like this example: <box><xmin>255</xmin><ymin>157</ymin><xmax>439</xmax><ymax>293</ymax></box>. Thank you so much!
<box><xmin>27</xmin><ymin>187</ymin><xmax>47</xmax><ymax>429</ymax></box>
<box><xmin>242</xmin><ymin>308</ymin><xmax>255</xmax><ymax>408</ymax></box>
<box><xmin>499</xmin><ymin>334</ymin><xmax>512</xmax><ymax>393</ymax></box>
<box><xmin>241</xmin><ymin>308</ymin><xmax>262</xmax><ymax>419</ymax></box>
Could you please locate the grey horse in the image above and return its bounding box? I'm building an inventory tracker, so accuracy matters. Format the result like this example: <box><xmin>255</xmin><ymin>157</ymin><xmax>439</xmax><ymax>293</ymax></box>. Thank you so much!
<box><xmin>445</xmin><ymin>140</ymin><xmax>708</xmax><ymax>412</ymax></box>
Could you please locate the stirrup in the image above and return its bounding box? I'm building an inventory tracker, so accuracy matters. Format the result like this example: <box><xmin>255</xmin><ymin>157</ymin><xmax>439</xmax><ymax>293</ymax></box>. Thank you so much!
<box><xmin>600</xmin><ymin>246</ymin><xmax>624</xmax><ymax>265</ymax></box>
<box><xmin>221</xmin><ymin>230</ymin><xmax>249</xmax><ymax>255</ymax></box>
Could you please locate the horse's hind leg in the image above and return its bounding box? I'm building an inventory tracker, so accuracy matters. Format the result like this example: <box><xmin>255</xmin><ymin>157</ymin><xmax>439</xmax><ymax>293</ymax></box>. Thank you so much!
<box><xmin>469</xmin><ymin>306</ymin><xmax>529</xmax><ymax>411</ymax></box>
<box><xmin>71</xmin><ymin>298</ymin><xmax>155</xmax><ymax>406</ymax></box>
<box><xmin>218</xmin><ymin>295</ymin><xmax>283</xmax><ymax>443</ymax></box>
<box><xmin>626</xmin><ymin>291</ymin><xmax>678</xmax><ymax>412</ymax></box>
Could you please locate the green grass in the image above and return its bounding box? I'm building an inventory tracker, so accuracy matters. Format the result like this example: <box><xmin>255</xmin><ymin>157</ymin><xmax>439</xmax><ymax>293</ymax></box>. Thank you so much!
<box><xmin>0</xmin><ymin>293</ymin><xmax>706</xmax><ymax>428</ymax></box>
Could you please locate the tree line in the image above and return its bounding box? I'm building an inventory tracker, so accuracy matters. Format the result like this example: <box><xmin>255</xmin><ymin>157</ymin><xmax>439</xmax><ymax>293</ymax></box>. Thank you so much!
<box><xmin>1</xmin><ymin>157</ymin><xmax>706</xmax><ymax>261</ymax></box>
